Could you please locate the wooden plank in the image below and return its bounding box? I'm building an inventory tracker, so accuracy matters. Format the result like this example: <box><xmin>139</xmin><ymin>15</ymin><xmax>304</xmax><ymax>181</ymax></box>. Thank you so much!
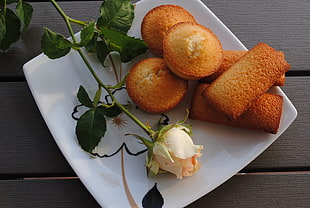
<box><xmin>0</xmin><ymin>173</ymin><xmax>309</xmax><ymax>207</ymax></box>
<box><xmin>0</xmin><ymin>178</ymin><xmax>100</xmax><ymax>208</ymax></box>
<box><xmin>0</xmin><ymin>0</ymin><xmax>309</xmax><ymax>77</ymax></box>
<box><xmin>0</xmin><ymin>82</ymin><xmax>73</xmax><ymax>175</ymax></box>
<box><xmin>187</xmin><ymin>173</ymin><xmax>310</xmax><ymax>208</ymax></box>
<box><xmin>0</xmin><ymin>76</ymin><xmax>309</xmax><ymax>175</ymax></box>
<box><xmin>205</xmin><ymin>0</ymin><xmax>310</xmax><ymax>71</ymax></box>
<box><xmin>0</xmin><ymin>1</ymin><xmax>102</xmax><ymax>78</ymax></box>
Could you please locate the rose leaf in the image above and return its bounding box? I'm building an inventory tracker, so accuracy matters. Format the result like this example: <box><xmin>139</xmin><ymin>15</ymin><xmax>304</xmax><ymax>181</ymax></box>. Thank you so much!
<box><xmin>97</xmin><ymin>0</ymin><xmax>134</xmax><ymax>33</ymax></box>
<box><xmin>16</xmin><ymin>1</ymin><xmax>33</xmax><ymax>34</ymax></box>
<box><xmin>41</xmin><ymin>27</ymin><xmax>72</xmax><ymax>59</ymax></box>
<box><xmin>76</xmin><ymin>107</ymin><xmax>107</xmax><ymax>153</ymax></box>
<box><xmin>77</xmin><ymin>85</ymin><xmax>94</xmax><ymax>108</ymax></box>
<box><xmin>100</xmin><ymin>27</ymin><xmax>148</xmax><ymax>63</ymax></box>
<box><xmin>0</xmin><ymin>8</ymin><xmax>21</xmax><ymax>50</ymax></box>
<box><xmin>79</xmin><ymin>21</ymin><xmax>95</xmax><ymax>47</ymax></box>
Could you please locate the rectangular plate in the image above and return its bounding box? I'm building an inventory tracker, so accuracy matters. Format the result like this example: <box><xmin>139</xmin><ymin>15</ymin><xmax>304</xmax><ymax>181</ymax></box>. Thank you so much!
<box><xmin>23</xmin><ymin>0</ymin><xmax>297</xmax><ymax>207</ymax></box>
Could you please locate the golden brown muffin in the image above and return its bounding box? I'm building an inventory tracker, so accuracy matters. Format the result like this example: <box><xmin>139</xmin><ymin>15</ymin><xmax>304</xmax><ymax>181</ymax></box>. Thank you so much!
<box><xmin>141</xmin><ymin>5</ymin><xmax>196</xmax><ymax>56</ymax></box>
<box><xmin>126</xmin><ymin>57</ymin><xmax>188</xmax><ymax>114</ymax></box>
<box><xmin>201</xmin><ymin>50</ymin><xmax>286</xmax><ymax>85</ymax></box>
<box><xmin>190</xmin><ymin>84</ymin><xmax>283</xmax><ymax>134</ymax></box>
<box><xmin>202</xmin><ymin>42</ymin><xmax>290</xmax><ymax>120</ymax></box>
<box><xmin>163</xmin><ymin>22</ymin><xmax>223</xmax><ymax>80</ymax></box>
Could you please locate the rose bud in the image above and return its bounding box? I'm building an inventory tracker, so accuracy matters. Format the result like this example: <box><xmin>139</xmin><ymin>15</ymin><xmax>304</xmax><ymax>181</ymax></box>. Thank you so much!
<box><xmin>147</xmin><ymin>125</ymin><xmax>203</xmax><ymax>179</ymax></box>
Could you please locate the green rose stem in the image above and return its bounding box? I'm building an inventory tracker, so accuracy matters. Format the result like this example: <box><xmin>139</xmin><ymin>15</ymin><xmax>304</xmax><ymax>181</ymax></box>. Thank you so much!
<box><xmin>50</xmin><ymin>0</ymin><xmax>154</xmax><ymax>136</ymax></box>
<box><xmin>50</xmin><ymin>0</ymin><xmax>120</xmax><ymax>83</ymax></box>
<box><xmin>2</xmin><ymin>0</ymin><xmax>7</xmax><ymax>23</ymax></box>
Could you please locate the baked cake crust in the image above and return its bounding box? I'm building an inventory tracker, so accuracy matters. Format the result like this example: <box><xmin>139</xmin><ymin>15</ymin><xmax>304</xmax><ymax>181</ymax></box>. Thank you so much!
<box><xmin>190</xmin><ymin>84</ymin><xmax>283</xmax><ymax>134</ymax></box>
<box><xmin>201</xmin><ymin>50</ymin><xmax>286</xmax><ymax>85</ymax></box>
<box><xmin>202</xmin><ymin>42</ymin><xmax>290</xmax><ymax>120</ymax></box>
<box><xmin>126</xmin><ymin>57</ymin><xmax>188</xmax><ymax>114</ymax></box>
<box><xmin>141</xmin><ymin>5</ymin><xmax>196</xmax><ymax>56</ymax></box>
<box><xmin>163</xmin><ymin>22</ymin><xmax>223</xmax><ymax>80</ymax></box>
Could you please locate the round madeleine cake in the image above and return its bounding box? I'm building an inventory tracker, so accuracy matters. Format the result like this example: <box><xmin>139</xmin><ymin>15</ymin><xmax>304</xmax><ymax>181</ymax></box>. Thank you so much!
<box><xmin>141</xmin><ymin>5</ymin><xmax>196</xmax><ymax>56</ymax></box>
<box><xmin>163</xmin><ymin>22</ymin><xmax>223</xmax><ymax>80</ymax></box>
<box><xmin>126</xmin><ymin>57</ymin><xmax>188</xmax><ymax>114</ymax></box>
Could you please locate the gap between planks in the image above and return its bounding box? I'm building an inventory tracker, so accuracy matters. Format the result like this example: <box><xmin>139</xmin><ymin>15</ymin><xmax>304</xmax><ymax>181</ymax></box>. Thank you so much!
<box><xmin>9</xmin><ymin>170</ymin><xmax>310</xmax><ymax>180</ymax></box>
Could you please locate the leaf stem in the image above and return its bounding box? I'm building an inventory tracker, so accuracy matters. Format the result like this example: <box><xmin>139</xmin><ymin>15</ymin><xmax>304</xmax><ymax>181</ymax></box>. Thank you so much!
<box><xmin>50</xmin><ymin>0</ymin><xmax>90</xmax><ymax>28</ymax></box>
<box><xmin>67</xmin><ymin>17</ymin><xmax>88</xmax><ymax>27</ymax></box>
<box><xmin>50</xmin><ymin>0</ymin><xmax>153</xmax><ymax>136</ymax></box>
<box><xmin>3</xmin><ymin>0</ymin><xmax>7</xmax><ymax>14</ymax></box>
<box><xmin>50</xmin><ymin>0</ymin><xmax>77</xmax><ymax>43</ymax></box>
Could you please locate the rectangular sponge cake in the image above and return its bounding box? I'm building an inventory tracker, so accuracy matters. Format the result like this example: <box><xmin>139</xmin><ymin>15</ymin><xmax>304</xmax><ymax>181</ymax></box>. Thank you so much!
<box><xmin>190</xmin><ymin>84</ymin><xmax>283</xmax><ymax>134</ymax></box>
<box><xmin>201</xmin><ymin>50</ymin><xmax>286</xmax><ymax>86</ymax></box>
<box><xmin>202</xmin><ymin>42</ymin><xmax>290</xmax><ymax>120</ymax></box>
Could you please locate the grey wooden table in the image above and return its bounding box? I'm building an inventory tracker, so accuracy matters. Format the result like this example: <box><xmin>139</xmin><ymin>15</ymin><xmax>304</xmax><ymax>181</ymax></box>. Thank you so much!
<box><xmin>1</xmin><ymin>0</ymin><xmax>309</xmax><ymax>207</ymax></box>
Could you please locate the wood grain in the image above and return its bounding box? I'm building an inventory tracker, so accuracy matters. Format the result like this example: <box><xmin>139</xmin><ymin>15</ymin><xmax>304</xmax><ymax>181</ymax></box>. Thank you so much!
<box><xmin>0</xmin><ymin>1</ymin><xmax>102</xmax><ymax>78</ymax></box>
<box><xmin>187</xmin><ymin>173</ymin><xmax>310</xmax><ymax>208</ymax></box>
<box><xmin>1</xmin><ymin>0</ymin><xmax>309</xmax><ymax>77</ymax></box>
<box><xmin>0</xmin><ymin>82</ymin><xmax>73</xmax><ymax>175</ymax></box>
<box><xmin>0</xmin><ymin>178</ymin><xmax>100</xmax><ymax>208</ymax></box>
<box><xmin>205</xmin><ymin>0</ymin><xmax>310</xmax><ymax>71</ymax></box>
<box><xmin>0</xmin><ymin>174</ymin><xmax>309</xmax><ymax>208</ymax></box>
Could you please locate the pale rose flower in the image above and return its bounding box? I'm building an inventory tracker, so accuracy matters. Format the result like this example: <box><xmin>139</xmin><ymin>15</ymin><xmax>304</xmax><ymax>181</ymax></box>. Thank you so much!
<box><xmin>147</xmin><ymin>126</ymin><xmax>203</xmax><ymax>179</ymax></box>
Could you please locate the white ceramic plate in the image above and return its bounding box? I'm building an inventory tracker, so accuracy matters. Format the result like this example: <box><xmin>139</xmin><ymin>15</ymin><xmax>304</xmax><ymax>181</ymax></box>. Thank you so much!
<box><xmin>23</xmin><ymin>0</ymin><xmax>297</xmax><ymax>207</ymax></box>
